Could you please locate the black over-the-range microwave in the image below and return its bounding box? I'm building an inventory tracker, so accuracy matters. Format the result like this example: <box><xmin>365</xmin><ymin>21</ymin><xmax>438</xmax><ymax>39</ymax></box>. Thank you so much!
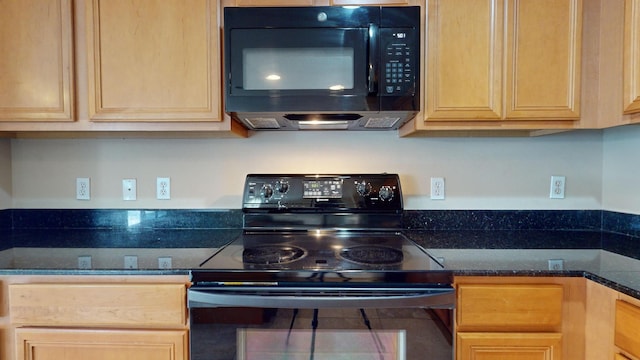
<box><xmin>223</xmin><ymin>6</ymin><xmax>420</xmax><ymax>131</ymax></box>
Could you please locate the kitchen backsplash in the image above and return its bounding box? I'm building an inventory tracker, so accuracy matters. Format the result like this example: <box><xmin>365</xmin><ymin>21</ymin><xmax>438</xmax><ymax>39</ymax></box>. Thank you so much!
<box><xmin>0</xmin><ymin>208</ymin><xmax>636</xmax><ymax>234</ymax></box>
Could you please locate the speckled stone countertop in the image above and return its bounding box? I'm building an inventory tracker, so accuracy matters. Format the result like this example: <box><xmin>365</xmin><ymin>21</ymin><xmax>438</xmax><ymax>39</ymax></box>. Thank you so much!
<box><xmin>405</xmin><ymin>230</ymin><xmax>640</xmax><ymax>299</ymax></box>
<box><xmin>1</xmin><ymin>209</ymin><xmax>639</xmax><ymax>300</ymax></box>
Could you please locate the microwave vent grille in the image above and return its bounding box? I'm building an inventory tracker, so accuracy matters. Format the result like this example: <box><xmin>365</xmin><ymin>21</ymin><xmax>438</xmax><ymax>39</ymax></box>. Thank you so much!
<box><xmin>364</xmin><ymin>117</ymin><xmax>400</xmax><ymax>129</ymax></box>
<box><xmin>245</xmin><ymin>117</ymin><xmax>280</xmax><ymax>129</ymax></box>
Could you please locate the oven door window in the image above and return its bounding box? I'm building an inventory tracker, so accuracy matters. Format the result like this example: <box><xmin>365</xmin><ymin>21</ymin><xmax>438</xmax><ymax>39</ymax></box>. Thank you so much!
<box><xmin>190</xmin><ymin>307</ymin><xmax>452</xmax><ymax>360</ymax></box>
<box><xmin>229</xmin><ymin>28</ymin><xmax>369</xmax><ymax>96</ymax></box>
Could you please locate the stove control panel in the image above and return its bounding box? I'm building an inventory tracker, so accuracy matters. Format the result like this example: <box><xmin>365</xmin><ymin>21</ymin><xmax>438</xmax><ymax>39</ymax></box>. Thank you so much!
<box><xmin>243</xmin><ymin>174</ymin><xmax>402</xmax><ymax>211</ymax></box>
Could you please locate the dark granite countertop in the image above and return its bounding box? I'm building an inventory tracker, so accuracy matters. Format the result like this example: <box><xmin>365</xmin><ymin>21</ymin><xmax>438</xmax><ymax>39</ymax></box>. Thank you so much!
<box><xmin>405</xmin><ymin>230</ymin><xmax>640</xmax><ymax>299</ymax></box>
<box><xmin>1</xmin><ymin>227</ymin><xmax>639</xmax><ymax>300</ymax></box>
<box><xmin>0</xmin><ymin>228</ymin><xmax>241</xmax><ymax>275</ymax></box>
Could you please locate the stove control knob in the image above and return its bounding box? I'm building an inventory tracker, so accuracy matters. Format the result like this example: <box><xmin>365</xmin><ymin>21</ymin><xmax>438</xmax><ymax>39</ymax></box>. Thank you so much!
<box><xmin>275</xmin><ymin>180</ymin><xmax>289</xmax><ymax>194</ymax></box>
<box><xmin>356</xmin><ymin>181</ymin><xmax>372</xmax><ymax>196</ymax></box>
<box><xmin>378</xmin><ymin>186</ymin><xmax>394</xmax><ymax>201</ymax></box>
<box><xmin>261</xmin><ymin>184</ymin><xmax>274</xmax><ymax>200</ymax></box>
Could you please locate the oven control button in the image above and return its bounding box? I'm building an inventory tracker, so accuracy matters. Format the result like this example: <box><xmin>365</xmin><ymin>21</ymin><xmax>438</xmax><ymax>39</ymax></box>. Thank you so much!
<box><xmin>356</xmin><ymin>181</ymin><xmax>372</xmax><ymax>196</ymax></box>
<box><xmin>275</xmin><ymin>180</ymin><xmax>289</xmax><ymax>194</ymax></box>
<box><xmin>378</xmin><ymin>186</ymin><xmax>394</xmax><ymax>201</ymax></box>
<box><xmin>261</xmin><ymin>184</ymin><xmax>274</xmax><ymax>200</ymax></box>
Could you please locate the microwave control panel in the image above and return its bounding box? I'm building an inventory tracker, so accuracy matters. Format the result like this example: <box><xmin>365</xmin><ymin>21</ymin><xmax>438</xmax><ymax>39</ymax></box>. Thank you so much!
<box><xmin>381</xmin><ymin>28</ymin><xmax>417</xmax><ymax>96</ymax></box>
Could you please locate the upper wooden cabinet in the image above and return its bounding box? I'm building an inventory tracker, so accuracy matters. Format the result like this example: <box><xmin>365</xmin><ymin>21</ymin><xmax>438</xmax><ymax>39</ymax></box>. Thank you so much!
<box><xmin>624</xmin><ymin>0</ymin><xmax>640</xmax><ymax>114</ymax></box>
<box><xmin>85</xmin><ymin>0</ymin><xmax>221</xmax><ymax>122</ymax></box>
<box><xmin>0</xmin><ymin>0</ymin><xmax>75</xmax><ymax>122</ymax></box>
<box><xmin>425</xmin><ymin>0</ymin><xmax>582</xmax><ymax>123</ymax></box>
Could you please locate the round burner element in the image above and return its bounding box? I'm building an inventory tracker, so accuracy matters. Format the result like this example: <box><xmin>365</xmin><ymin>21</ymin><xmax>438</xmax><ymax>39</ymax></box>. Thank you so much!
<box><xmin>338</xmin><ymin>245</ymin><xmax>404</xmax><ymax>266</ymax></box>
<box><xmin>242</xmin><ymin>245</ymin><xmax>306</xmax><ymax>265</ymax></box>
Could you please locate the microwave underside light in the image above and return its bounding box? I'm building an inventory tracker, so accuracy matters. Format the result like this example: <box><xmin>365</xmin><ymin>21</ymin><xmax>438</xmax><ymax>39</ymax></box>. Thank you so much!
<box><xmin>241</xmin><ymin>114</ymin><xmax>402</xmax><ymax>130</ymax></box>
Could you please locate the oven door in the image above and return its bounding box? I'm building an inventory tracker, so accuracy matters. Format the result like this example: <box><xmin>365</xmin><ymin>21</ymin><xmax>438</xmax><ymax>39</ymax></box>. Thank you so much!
<box><xmin>188</xmin><ymin>286</ymin><xmax>454</xmax><ymax>360</ymax></box>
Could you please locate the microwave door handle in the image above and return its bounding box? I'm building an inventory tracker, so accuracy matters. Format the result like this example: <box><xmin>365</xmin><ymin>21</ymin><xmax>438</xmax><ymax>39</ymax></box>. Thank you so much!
<box><xmin>368</xmin><ymin>23</ymin><xmax>379</xmax><ymax>94</ymax></box>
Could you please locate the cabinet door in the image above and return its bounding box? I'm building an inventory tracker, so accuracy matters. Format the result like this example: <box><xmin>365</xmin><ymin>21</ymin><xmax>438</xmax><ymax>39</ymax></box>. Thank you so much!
<box><xmin>505</xmin><ymin>0</ymin><xmax>582</xmax><ymax>120</ymax></box>
<box><xmin>0</xmin><ymin>0</ymin><xmax>74</xmax><ymax>122</ymax></box>
<box><xmin>457</xmin><ymin>332</ymin><xmax>562</xmax><ymax>360</ymax></box>
<box><xmin>86</xmin><ymin>0</ymin><xmax>221</xmax><ymax>122</ymax></box>
<box><xmin>426</xmin><ymin>0</ymin><xmax>504</xmax><ymax>120</ymax></box>
<box><xmin>16</xmin><ymin>328</ymin><xmax>188</xmax><ymax>360</ymax></box>
<box><xmin>624</xmin><ymin>0</ymin><xmax>640</xmax><ymax>114</ymax></box>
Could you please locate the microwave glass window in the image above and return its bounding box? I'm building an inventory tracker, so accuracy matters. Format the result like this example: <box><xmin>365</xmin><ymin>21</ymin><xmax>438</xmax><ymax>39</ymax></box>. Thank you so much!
<box><xmin>242</xmin><ymin>48</ymin><xmax>354</xmax><ymax>90</ymax></box>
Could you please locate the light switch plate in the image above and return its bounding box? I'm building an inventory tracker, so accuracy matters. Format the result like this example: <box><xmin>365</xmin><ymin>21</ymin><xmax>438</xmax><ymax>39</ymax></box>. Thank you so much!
<box><xmin>122</xmin><ymin>179</ymin><xmax>137</xmax><ymax>201</ymax></box>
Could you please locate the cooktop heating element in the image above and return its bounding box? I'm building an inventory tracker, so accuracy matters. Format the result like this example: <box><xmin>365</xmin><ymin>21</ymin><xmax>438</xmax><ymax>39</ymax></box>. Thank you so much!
<box><xmin>338</xmin><ymin>245</ymin><xmax>404</xmax><ymax>266</ymax></box>
<box><xmin>242</xmin><ymin>245</ymin><xmax>307</xmax><ymax>265</ymax></box>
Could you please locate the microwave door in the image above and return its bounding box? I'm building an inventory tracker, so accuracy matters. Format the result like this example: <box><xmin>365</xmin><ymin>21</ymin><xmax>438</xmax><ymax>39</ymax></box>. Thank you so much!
<box><xmin>226</xmin><ymin>28</ymin><xmax>373</xmax><ymax>113</ymax></box>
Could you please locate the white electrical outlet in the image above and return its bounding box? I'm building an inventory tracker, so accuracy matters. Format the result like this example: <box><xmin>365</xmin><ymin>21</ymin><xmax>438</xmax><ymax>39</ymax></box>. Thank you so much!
<box><xmin>548</xmin><ymin>259</ymin><xmax>564</xmax><ymax>270</ymax></box>
<box><xmin>122</xmin><ymin>179</ymin><xmax>137</xmax><ymax>201</ymax></box>
<box><xmin>76</xmin><ymin>178</ymin><xmax>91</xmax><ymax>200</ymax></box>
<box><xmin>78</xmin><ymin>255</ymin><xmax>92</xmax><ymax>269</ymax></box>
<box><xmin>550</xmin><ymin>175</ymin><xmax>566</xmax><ymax>199</ymax></box>
<box><xmin>158</xmin><ymin>257</ymin><xmax>172</xmax><ymax>269</ymax></box>
<box><xmin>157</xmin><ymin>177</ymin><xmax>171</xmax><ymax>200</ymax></box>
<box><xmin>430</xmin><ymin>177</ymin><xmax>445</xmax><ymax>200</ymax></box>
<box><xmin>124</xmin><ymin>255</ymin><xmax>138</xmax><ymax>269</ymax></box>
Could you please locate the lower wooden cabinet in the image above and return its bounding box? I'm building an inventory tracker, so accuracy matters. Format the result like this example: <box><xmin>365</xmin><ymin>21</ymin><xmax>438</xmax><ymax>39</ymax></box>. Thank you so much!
<box><xmin>454</xmin><ymin>276</ymin><xmax>580</xmax><ymax>360</ymax></box>
<box><xmin>457</xmin><ymin>332</ymin><xmax>562</xmax><ymax>360</ymax></box>
<box><xmin>615</xmin><ymin>299</ymin><xmax>640</xmax><ymax>359</ymax></box>
<box><xmin>5</xmin><ymin>276</ymin><xmax>189</xmax><ymax>360</ymax></box>
<box><xmin>16</xmin><ymin>328</ymin><xmax>188</xmax><ymax>360</ymax></box>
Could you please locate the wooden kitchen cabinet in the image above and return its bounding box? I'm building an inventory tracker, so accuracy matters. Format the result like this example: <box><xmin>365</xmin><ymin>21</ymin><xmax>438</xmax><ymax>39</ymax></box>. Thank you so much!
<box><xmin>455</xmin><ymin>276</ymin><xmax>584</xmax><ymax>360</ymax></box>
<box><xmin>5</xmin><ymin>275</ymin><xmax>189</xmax><ymax>360</ymax></box>
<box><xmin>624</xmin><ymin>0</ymin><xmax>640</xmax><ymax>114</ymax></box>
<box><xmin>0</xmin><ymin>0</ymin><xmax>75</xmax><ymax>122</ymax></box>
<box><xmin>16</xmin><ymin>328</ymin><xmax>187</xmax><ymax>360</ymax></box>
<box><xmin>410</xmin><ymin>0</ymin><xmax>582</xmax><ymax>135</ymax></box>
<box><xmin>457</xmin><ymin>332</ymin><xmax>562</xmax><ymax>360</ymax></box>
<box><xmin>85</xmin><ymin>0</ymin><xmax>221</xmax><ymax>122</ymax></box>
<box><xmin>615</xmin><ymin>299</ymin><xmax>640</xmax><ymax>359</ymax></box>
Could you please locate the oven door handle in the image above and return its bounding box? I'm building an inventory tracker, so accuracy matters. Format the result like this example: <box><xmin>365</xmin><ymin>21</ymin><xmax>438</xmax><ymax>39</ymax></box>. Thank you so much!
<box><xmin>188</xmin><ymin>288</ymin><xmax>455</xmax><ymax>309</ymax></box>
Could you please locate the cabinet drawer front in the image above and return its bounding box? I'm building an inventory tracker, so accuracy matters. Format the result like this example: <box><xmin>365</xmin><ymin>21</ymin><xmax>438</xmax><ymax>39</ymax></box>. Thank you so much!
<box><xmin>615</xmin><ymin>300</ymin><xmax>640</xmax><ymax>358</ymax></box>
<box><xmin>16</xmin><ymin>328</ymin><xmax>188</xmax><ymax>360</ymax></box>
<box><xmin>9</xmin><ymin>283</ymin><xmax>186</xmax><ymax>328</ymax></box>
<box><xmin>457</xmin><ymin>332</ymin><xmax>562</xmax><ymax>360</ymax></box>
<box><xmin>457</xmin><ymin>284</ymin><xmax>563</xmax><ymax>331</ymax></box>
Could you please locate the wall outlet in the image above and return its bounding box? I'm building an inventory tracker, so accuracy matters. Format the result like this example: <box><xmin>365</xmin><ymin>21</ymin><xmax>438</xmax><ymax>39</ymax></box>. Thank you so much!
<box><xmin>124</xmin><ymin>255</ymin><xmax>138</xmax><ymax>269</ymax></box>
<box><xmin>157</xmin><ymin>177</ymin><xmax>171</xmax><ymax>200</ymax></box>
<box><xmin>548</xmin><ymin>259</ymin><xmax>564</xmax><ymax>270</ymax></box>
<box><xmin>550</xmin><ymin>175</ymin><xmax>566</xmax><ymax>199</ymax></box>
<box><xmin>158</xmin><ymin>257</ymin><xmax>172</xmax><ymax>269</ymax></box>
<box><xmin>122</xmin><ymin>179</ymin><xmax>137</xmax><ymax>201</ymax></box>
<box><xmin>76</xmin><ymin>178</ymin><xmax>91</xmax><ymax>200</ymax></box>
<box><xmin>430</xmin><ymin>177</ymin><xmax>445</xmax><ymax>200</ymax></box>
<box><xmin>78</xmin><ymin>255</ymin><xmax>92</xmax><ymax>269</ymax></box>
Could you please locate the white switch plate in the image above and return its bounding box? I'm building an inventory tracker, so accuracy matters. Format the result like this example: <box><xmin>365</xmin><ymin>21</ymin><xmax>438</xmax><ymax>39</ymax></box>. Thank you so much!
<box><xmin>430</xmin><ymin>177</ymin><xmax>445</xmax><ymax>200</ymax></box>
<box><xmin>550</xmin><ymin>175</ymin><xmax>566</xmax><ymax>199</ymax></box>
<box><xmin>156</xmin><ymin>177</ymin><xmax>171</xmax><ymax>200</ymax></box>
<box><xmin>124</xmin><ymin>255</ymin><xmax>138</xmax><ymax>269</ymax></box>
<box><xmin>122</xmin><ymin>179</ymin><xmax>137</xmax><ymax>201</ymax></box>
<box><xmin>76</xmin><ymin>178</ymin><xmax>91</xmax><ymax>200</ymax></box>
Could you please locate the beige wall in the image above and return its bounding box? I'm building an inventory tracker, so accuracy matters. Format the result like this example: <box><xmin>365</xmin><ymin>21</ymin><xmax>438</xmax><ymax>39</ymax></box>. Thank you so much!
<box><xmin>0</xmin><ymin>139</ymin><xmax>11</xmax><ymax>209</ymax></box>
<box><xmin>602</xmin><ymin>124</ymin><xmax>640</xmax><ymax>213</ymax></box>
<box><xmin>10</xmin><ymin>130</ymin><xmax>603</xmax><ymax>210</ymax></box>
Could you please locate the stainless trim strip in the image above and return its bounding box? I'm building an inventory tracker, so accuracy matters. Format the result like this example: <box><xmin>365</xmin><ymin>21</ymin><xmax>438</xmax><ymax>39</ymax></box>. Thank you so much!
<box><xmin>188</xmin><ymin>287</ymin><xmax>455</xmax><ymax>309</ymax></box>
